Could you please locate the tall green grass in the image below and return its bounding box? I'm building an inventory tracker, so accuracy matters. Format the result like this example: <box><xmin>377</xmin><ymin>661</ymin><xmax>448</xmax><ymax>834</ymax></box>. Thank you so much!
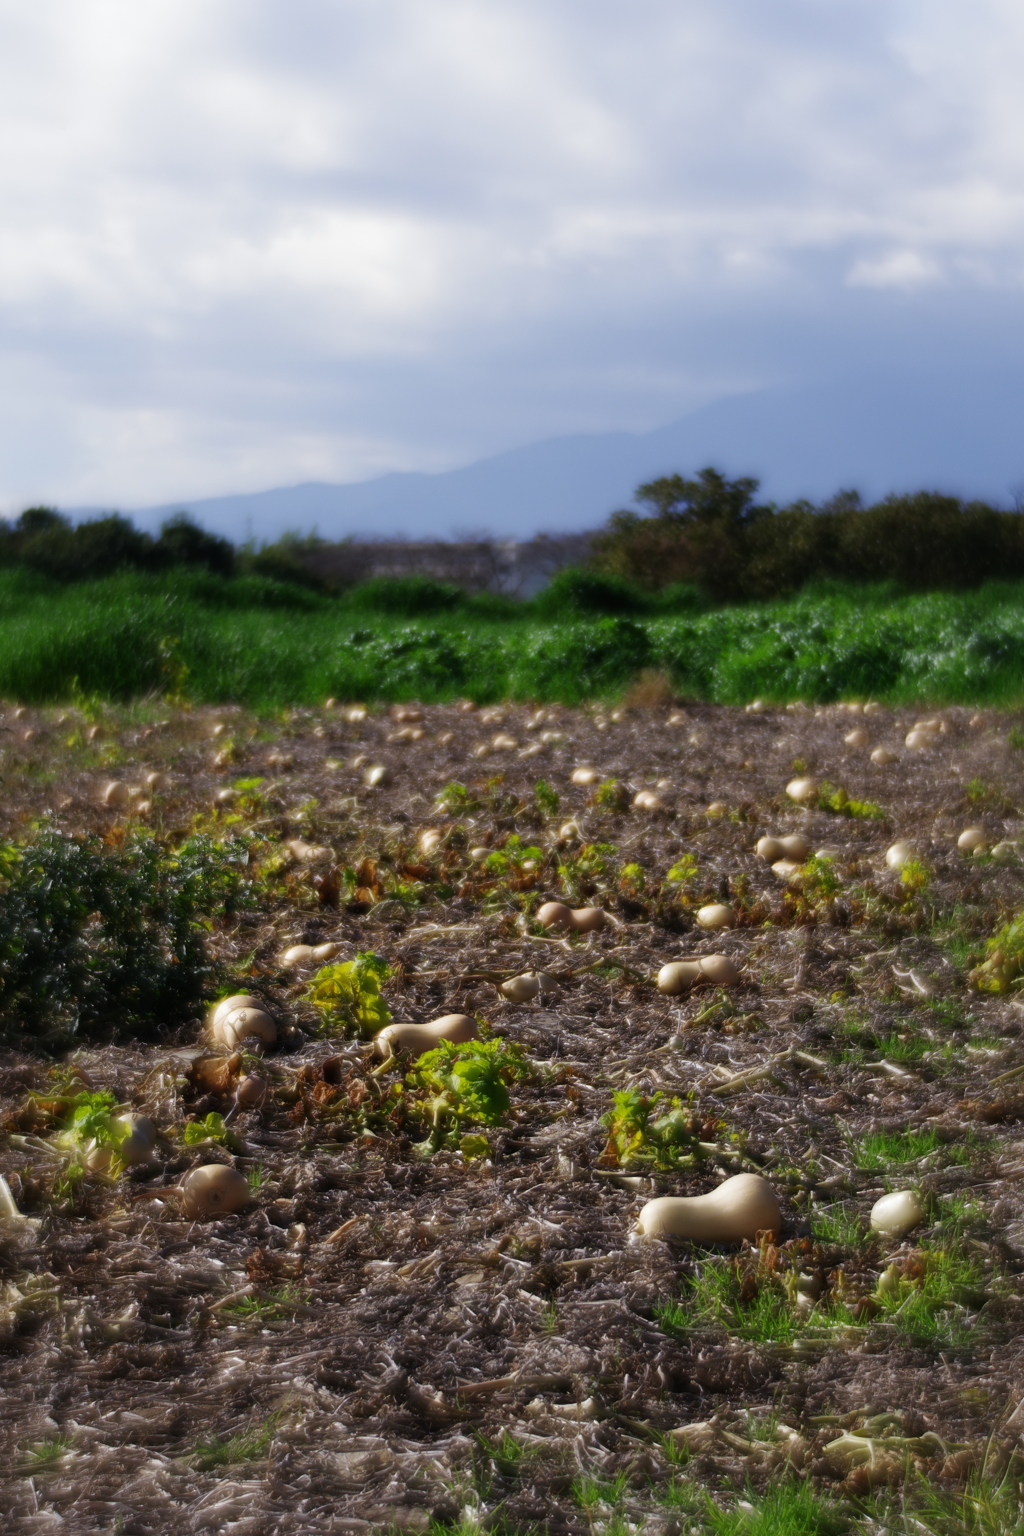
<box><xmin>3</xmin><ymin>568</ymin><xmax>1024</xmax><ymax>708</ymax></box>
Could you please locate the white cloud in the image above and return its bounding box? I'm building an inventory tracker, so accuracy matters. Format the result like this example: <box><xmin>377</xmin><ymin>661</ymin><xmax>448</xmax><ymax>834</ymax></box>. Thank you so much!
<box><xmin>0</xmin><ymin>0</ymin><xmax>1021</xmax><ymax>505</ymax></box>
<box><xmin>847</xmin><ymin>249</ymin><xmax>943</xmax><ymax>288</ymax></box>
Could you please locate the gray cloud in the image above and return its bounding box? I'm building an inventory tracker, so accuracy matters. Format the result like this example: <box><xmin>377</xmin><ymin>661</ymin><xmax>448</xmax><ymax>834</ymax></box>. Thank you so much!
<box><xmin>0</xmin><ymin>0</ymin><xmax>1021</xmax><ymax>509</ymax></box>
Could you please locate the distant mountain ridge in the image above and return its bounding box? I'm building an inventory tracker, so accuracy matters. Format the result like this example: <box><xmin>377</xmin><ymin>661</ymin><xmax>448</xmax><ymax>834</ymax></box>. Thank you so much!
<box><xmin>75</xmin><ymin>370</ymin><xmax>1024</xmax><ymax>544</ymax></box>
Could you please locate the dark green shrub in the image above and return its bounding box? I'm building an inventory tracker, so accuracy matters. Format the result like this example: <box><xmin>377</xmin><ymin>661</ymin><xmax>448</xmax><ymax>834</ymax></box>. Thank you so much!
<box><xmin>655</xmin><ymin>582</ymin><xmax>713</xmax><ymax>613</ymax></box>
<box><xmin>0</xmin><ymin>829</ymin><xmax>252</xmax><ymax>1049</ymax></box>
<box><xmin>153</xmin><ymin>514</ymin><xmax>236</xmax><ymax>577</ymax></box>
<box><xmin>532</xmin><ymin>566</ymin><xmax>651</xmax><ymax>616</ymax></box>
<box><xmin>242</xmin><ymin>533</ymin><xmax>329</xmax><ymax>591</ymax></box>
<box><xmin>344</xmin><ymin>576</ymin><xmax>468</xmax><ymax>615</ymax></box>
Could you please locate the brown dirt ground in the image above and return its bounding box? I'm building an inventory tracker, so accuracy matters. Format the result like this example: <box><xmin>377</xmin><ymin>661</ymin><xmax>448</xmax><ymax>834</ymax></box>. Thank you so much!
<box><xmin>3</xmin><ymin>698</ymin><xmax>1024</xmax><ymax>1533</ymax></box>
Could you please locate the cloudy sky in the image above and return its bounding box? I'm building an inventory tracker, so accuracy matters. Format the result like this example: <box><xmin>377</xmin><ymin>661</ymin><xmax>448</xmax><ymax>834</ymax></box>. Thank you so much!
<box><xmin>0</xmin><ymin>0</ymin><xmax>1022</xmax><ymax>511</ymax></box>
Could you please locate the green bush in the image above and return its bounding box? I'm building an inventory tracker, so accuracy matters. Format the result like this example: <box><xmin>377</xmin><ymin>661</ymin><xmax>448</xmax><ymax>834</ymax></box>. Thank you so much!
<box><xmin>530</xmin><ymin>566</ymin><xmax>651</xmax><ymax>617</ymax></box>
<box><xmin>344</xmin><ymin>576</ymin><xmax>468</xmax><ymax>615</ymax></box>
<box><xmin>0</xmin><ymin>828</ymin><xmax>251</xmax><ymax>1049</ymax></box>
<box><xmin>0</xmin><ymin>508</ymin><xmax>238</xmax><ymax>583</ymax></box>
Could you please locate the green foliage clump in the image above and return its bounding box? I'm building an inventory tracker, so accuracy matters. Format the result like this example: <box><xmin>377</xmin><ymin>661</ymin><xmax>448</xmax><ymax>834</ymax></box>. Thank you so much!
<box><xmin>530</xmin><ymin>565</ymin><xmax>652</xmax><ymax>617</ymax></box>
<box><xmin>970</xmin><ymin>911</ymin><xmax>1024</xmax><ymax>992</ymax></box>
<box><xmin>434</xmin><ymin>781</ymin><xmax>477</xmax><ymax>815</ymax></box>
<box><xmin>599</xmin><ymin>1090</ymin><xmax>717</xmax><ymax>1171</ymax></box>
<box><xmin>656</xmin><ymin>1252</ymin><xmax>805</xmax><ymax>1345</ymax></box>
<box><xmin>594</xmin><ymin>777</ymin><xmax>630</xmax><ymax>812</ymax></box>
<box><xmin>303</xmin><ymin>952</ymin><xmax>392</xmax><ymax>1038</ymax></box>
<box><xmin>182</xmin><ymin>1111</ymin><xmax>244</xmax><ymax>1153</ymax></box>
<box><xmin>817</xmin><ymin>781</ymin><xmax>885</xmax><ymax>818</ymax></box>
<box><xmin>900</xmin><ymin>858</ymin><xmax>931</xmax><ymax>894</ymax></box>
<box><xmin>0</xmin><ymin>508</ymin><xmax>236</xmax><ymax>583</ymax></box>
<box><xmin>849</xmin><ymin>1126</ymin><xmax>949</xmax><ymax>1170</ymax></box>
<box><xmin>405</xmin><ymin>1037</ymin><xmax>531</xmax><ymax>1155</ymax></box>
<box><xmin>0</xmin><ymin>828</ymin><xmax>250</xmax><ymax>1049</ymax></box>
<box><xmin>344</xmin><ymin>575</ymin><xmax>467</xmax><ymax>616</ymax></box>
<box><xmin>7</xmin><ymin>541</ymin><xmax>1024</xmax><ymax>709</ymax></box>
<box><xmin>701</xmin><ymin>1482</ymin><xmax>849</xmax><ymax>1536</ymax></box>
<box><xmin>533</xmin><ymin>778</ymin><xmax>559</xmax><ymax>817</ymax></box>
<box><xmin>555</xmin><ymin>840</ymin><xmax>617</xmax><ymax>904</ymax></box>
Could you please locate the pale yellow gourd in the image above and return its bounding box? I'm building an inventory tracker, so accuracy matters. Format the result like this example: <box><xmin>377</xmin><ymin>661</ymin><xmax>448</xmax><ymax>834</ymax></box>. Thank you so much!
<box><xmin>571</xmin><ymin>907</ymin><xmax>607</xmax><ymax>933</ymax></box>
<box><xmin>755</xmin><ymin>836</ymin><xmax>784</xmax><ymax>862</ymax></box>
<box><xmin>374</xmin><ymin>1013</ymin><xmax>478</xmax><ymax>1060</ymax></box>
<box><xmin>699</xmin><ymin>954</ymin><xmax>740</xmax><ymax>986</ymax></box>
<box><xmin>656</xmin><ymin>961</ymin><xmax>703</xmax><ymax>994</ymax></box>
<box><xmin>113</xmin><ymin>1115</ymin><xmax>157</xmax><ymax>1166</ymax></box>
<box><xmin>500</xmin><ymin>972</ymin><xmax>546</xmax><ymax>1002</ymax></box>
<box><xmin>178</xmin><ymin>1165</ymin><xmax>251</xmax><ymax>1218</ymax></box>
<box><xmin>633</xmin><ymin>790</ymin><xmax>663</xmax><ymax>811</ymax></box>
<box><xmin>870</xmin><ymin>1189</ymin><xmax>923</xmax><ymax>1237</ymax></box>
<box><xmin>212</xmin><ymin>1006</ymin><xmax>277</xmax><ymax>1051</ymax></box>
<box><xmin>281</xmin><ymin>944</ymin><xmax>316</xmax><ymax>968</ymax></box>
<box><xmin>209</xmin><ymin>993</ymin><xmax>263</xmax><ymax>1026</ymax></box>
<box><xmin>696</xmin><ymin>903</ymin><xmax>734</xmax><ymax>930</ymax></box>
<box><xmin>103</xmin><ymin>780</ymin><xmax>132</xmax><ymax>808</ymax></box>
<box><xmin>233</xmin><ymin>1075</ymin><xmax>268</xmax><ymax>1110</ymax></box>
<box><xmin>636</xmin><ymin>1174</ymin><xmax>781</xmax><ymax>1242</ymax></box>
<box><xmin>537</xmin><ymin>901</ymin><xmax>573</xmax><ymax>929</ymax></box>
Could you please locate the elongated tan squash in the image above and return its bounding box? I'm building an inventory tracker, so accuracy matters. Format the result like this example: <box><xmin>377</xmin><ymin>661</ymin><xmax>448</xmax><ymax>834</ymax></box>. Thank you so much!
<box><xmin>636</xmin><ymin>1173</ymin><xmax>781</xmax><ymax>1242</ymax></box>
<box><xmin>373</xmin><ymin>1013</ymin><xmax>478</xmax><ymax>1060</ymax></box>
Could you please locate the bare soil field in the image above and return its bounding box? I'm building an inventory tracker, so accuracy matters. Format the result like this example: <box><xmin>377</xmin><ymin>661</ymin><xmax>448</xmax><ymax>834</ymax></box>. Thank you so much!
<box><xmin>4</xmin><ymin>697</ymin><xmax>1024</xmax><ymax>1534</ymax></box>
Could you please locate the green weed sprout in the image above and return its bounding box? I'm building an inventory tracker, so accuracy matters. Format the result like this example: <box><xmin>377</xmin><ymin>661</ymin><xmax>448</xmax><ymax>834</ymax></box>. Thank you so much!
<box><xmin>19</xmin><ymin>1435</ymin><xmax>74</xmax><ymax>1470</ymax></box>
<box><xmin>900</xmin><ymin>858</ymin><xmax>931</xmax><ymax>894</ymax></box>
<box><xmin>182</xmin><ymin>1111</ymin><xmax>244</xmax><ymax>1154</ymax></box>
<box><xmin>533</xmin><ymin>778</ymin><xmax>559</xmax><ymax>817</ymax></box>
<box><xmin>594</xmin><ymin>778</ymin><xmax>629</xmax><ymax>812</ymax></box>
<box><xmin>191</xmin><ymin>1413</ymin><xmax>281</xmax><ymax>1470</ymax></box>
<box><xmin>666</xmin><ymin>853</ymin><xmax>699</xmax><ymax>884</ymax></box>
<box><xmin>303</xmin><ymin>952</ymin><xmax>391</xmax><ymax>1037</ymax></box>
<box><xmin>703</xmin><ymin>1481</ymin><xmax>849</xmax><ymax>1535</ymax></box>
<box><xmin>435</xmin><ymin>781</ymin><xmax>477</xmax><ymax>815</ymax></box>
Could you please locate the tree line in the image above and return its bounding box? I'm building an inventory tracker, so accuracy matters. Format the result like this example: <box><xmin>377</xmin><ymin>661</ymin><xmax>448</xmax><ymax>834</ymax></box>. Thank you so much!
<box><xmin>4</xmin><ymin>471</ymin><xmax>1024</xmax><ymax>604</ymax></box>
<box><xmin>589</xmin><ymin>470</ymin><xmax>1024</xmax><ymax>600</ymax></box>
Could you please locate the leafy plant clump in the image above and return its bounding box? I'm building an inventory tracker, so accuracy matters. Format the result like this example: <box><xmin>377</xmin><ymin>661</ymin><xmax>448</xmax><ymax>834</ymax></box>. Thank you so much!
<box><xmin>404</xmin><ymin>1037</ymin><xmax>532</xmax><ymax>1156</ymax></box>
<box><xmin>0</xmin><ymin>827</ymin><xmax>252</xmax><ymax>1049</ymax></box>
<box><xmin>817</xmin><ymin>781</ymin><xmax>886</xmax><ymax>819</ymax></box>
<box><xmin>599</xmin><ymin>1090</ymin><xmax>722</xmax><ymax>1171</ymax></box>
<box><xmin>970</xmin><ymin>910</ymin><xmax>1024</xmax><ymax>992</ymax></box>
<box><xmin>303</xmin><ymin>952</ymin><xmax>392</xmax><ymax>1038</ymax></box>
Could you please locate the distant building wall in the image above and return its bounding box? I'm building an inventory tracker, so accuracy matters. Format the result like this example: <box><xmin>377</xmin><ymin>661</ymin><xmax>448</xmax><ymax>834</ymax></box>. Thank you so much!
<box><xmin>306</xmin><ymin>532</ymin><xmax>593</xmax><ymax>596</ymax></box>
